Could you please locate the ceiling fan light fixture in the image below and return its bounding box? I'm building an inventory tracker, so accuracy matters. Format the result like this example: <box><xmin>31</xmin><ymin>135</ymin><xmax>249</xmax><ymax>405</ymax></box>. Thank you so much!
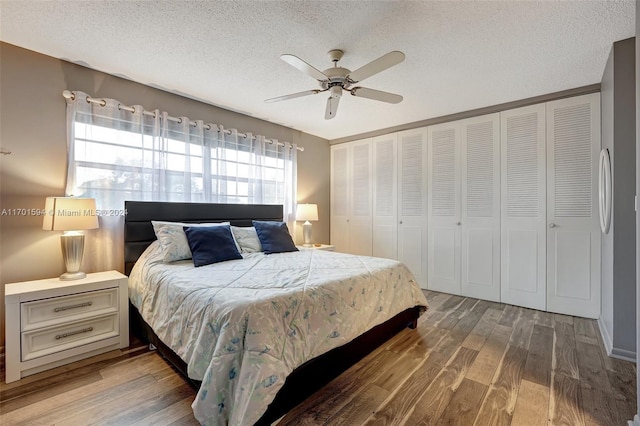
<box><xmin>329</xmin><ymin>86</ymin><xmax>342</xmax><ymax>98</ymax></box>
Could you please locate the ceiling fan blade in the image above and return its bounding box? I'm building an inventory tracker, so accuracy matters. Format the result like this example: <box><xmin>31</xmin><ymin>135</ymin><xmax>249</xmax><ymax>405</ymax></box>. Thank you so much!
<box><xmin>350</xmin><ymin>87</ymin><xmax>403</xmax><ymax>104</ymax></box>
<box><xmin>325</xmin><ymin>95</ymin><xmax>341</xmax><ymax>120</ymax></box>
<box><xmin>265</xmin><ymin>89</ymin><xmax>321</xmax><ymax>103</ymax></box>
<box><xmin>281</xmin><ymin>54</ymin><xmax>328</xmax><ymax>81</ymax></box>
<box><xmin>347</xmin><ymin>51</ymin><xmax>405</xmax><ymax>83</ymax></box>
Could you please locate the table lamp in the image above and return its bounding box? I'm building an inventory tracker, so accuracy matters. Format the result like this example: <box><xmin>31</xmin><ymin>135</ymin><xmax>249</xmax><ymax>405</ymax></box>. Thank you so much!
<box><xmin>296</xmin><ymin>204</ymin><xmax>318</xmax><ymax>247</ymax></box>
<box><xmin>43</xmin><ymin>197</ymin><xmax>99</xmax><ymax>280</ymax></box>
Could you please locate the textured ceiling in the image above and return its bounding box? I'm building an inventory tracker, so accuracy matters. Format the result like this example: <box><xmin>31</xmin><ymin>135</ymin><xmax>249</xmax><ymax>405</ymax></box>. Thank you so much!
<box><xmin>0</xmin><ymin>1</ymin><xmax>635</xmax><ymax>140</ymax></box>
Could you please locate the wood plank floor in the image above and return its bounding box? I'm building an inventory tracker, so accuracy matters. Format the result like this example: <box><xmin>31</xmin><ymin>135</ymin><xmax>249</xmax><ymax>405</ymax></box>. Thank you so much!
<box><xmin>0</xmin><ymin>291</ymin><xmax>636</xmax><ymax>425</ymax></box>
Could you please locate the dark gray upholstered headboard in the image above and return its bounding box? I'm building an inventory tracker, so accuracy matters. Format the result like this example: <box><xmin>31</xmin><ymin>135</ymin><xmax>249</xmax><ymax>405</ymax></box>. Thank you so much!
<box><xmin>124</xmin><ymin>201</ymin><xmax>283</xmax><ymax>275</ymax></box>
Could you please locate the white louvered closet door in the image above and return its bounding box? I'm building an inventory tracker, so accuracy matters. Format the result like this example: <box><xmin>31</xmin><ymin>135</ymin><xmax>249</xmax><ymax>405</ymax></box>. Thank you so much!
<box><xmin>428</xmin><ymin>123</ymin><xmax>461</xmax><ymax>294</ymax></box>
<box><xmin>398</xmin><ymin>127</ymin><xmax>429</xmax><ymax>288</ymax></box>
<box><xmin>546</xmin><ymin>93</ymin><xmax>601</xmax><ymax>318</ymax></box>
<box><xmin>349</xmin><ymin>139</ymin><xmax>373</xmax><ymax>256</ymax></box>
<box><xmin>331</xmin><ymin>144</ymin><xmax>350</xmax><ymax>253</ymax></box>
<box><xmin>500</xmin><ymin>104</ymin><xmax>547</xmax><ymax>310</ymax></box>
<box><xmin>461</xmin><ymin>114</ymin><xmax>501</xmax><ymax>301</ymax></box>
<box><xmin>372</xmin><ymin>134</ymin><xmax>398</xmax><ymax>260</ymax></box>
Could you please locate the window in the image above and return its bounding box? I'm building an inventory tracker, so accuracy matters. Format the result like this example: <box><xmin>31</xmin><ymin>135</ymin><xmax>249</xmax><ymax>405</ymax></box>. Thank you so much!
<box><xmin>70</xmin><ymin>111</ymin><xmax>294</xmax><ymax>209</ymax></box>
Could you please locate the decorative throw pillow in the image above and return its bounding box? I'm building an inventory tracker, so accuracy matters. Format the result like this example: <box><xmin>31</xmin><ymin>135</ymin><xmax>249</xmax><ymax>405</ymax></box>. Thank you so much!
<box><xmin>252</xmin><ymin>221</ymin><xmax>298</xmax><ymax>255</ymax></box>
<box><xmin>183</xmin><ymin>225</ymin><xmax>243</xmax><ymax>267</ymax></box>
<box><xmin>152</xmin><ymin>221</ymin><xmax>230</xmax><ymax>263</ymax></box>
<box><xmin>231</xmin><ymin>226</ymin><xmax>263</xmax><ymax>253</ymax></box>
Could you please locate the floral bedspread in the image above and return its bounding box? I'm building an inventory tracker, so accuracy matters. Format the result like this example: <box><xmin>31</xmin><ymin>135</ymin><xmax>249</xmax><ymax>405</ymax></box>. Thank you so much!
<box><xmin>129</xmin><ymin>242</ymin><xmax>428</xmax><ymax>425</ymax></box>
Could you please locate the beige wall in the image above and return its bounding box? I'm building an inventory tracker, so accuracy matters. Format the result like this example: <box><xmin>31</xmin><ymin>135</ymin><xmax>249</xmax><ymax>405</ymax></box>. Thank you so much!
<box><xmin>0</xmin><ymin>42</ymin><xmax>330</xmax><ymax>347</ymax></box>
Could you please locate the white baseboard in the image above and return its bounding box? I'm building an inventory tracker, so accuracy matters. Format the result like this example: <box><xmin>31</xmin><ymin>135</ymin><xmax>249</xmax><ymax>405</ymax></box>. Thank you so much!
<box><xmin>628</xmin><ymin>414</ymin><xmax>640</xmax><ymax>426</ymax></box>
<box><xmin>597</xmin><ymin>317</ymin><xmax>636</xmax><ymax>363</ymax></box>
<box><xmin>597</xmin><ymin>317</ymin><xmax>613</xmax><ymax>354</ymax></box>
<box><xmin>611</xmin><ymin>346</ymin><xmax>637</xmax><ymax>363</ymax></box>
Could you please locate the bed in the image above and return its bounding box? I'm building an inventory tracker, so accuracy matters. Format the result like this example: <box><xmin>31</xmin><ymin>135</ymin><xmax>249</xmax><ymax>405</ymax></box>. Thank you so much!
<box><xmin>124</xmin><ymin>201</ymin><xmax>428</xmax><ymax>425</ymax></box>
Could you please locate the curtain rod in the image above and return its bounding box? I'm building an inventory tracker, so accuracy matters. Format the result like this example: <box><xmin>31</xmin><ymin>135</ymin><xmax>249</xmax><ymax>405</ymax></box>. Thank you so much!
<box><xmin>62</xmin><ymin>90</ymin><xmax>304</xmax><ymax>152</ymax></box>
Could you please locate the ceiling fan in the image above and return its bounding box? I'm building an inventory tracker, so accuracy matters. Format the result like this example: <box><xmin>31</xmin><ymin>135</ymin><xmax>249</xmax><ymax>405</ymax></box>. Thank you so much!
<box><xmin>265</xmin><ymin>49</ymin><xmax>405</xmax><ymax>120</ymax></box>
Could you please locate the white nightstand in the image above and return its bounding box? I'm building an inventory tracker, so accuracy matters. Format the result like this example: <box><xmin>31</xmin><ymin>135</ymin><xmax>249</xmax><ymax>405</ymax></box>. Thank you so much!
<box><xmin>298</xmin><ymin>244</ymin><xmax>335</xmax><ymax>251</ymax></box>
<box><xmin>4</xmin><ymin>270</ymin><xmax>129</xmax><ymax>383</ymax></box>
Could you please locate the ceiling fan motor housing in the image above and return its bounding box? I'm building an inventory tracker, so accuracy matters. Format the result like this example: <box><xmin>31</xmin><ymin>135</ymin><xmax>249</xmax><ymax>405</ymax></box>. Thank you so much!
<box><xmin>321</xmin><ymin>67</ymin><xmax>351</xmax><ymax>90</ymax></box>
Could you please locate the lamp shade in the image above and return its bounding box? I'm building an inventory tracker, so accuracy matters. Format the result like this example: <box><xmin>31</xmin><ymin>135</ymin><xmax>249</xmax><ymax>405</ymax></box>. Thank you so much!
<box><xmin>43</xmin><ymin>197</ymin><xmax>99</xmax><ymax>231</ymax></box>
<box><xmin>296</xmin><ymin>204</ymin><xmax>318</xmax><ymax>222</ymax></box>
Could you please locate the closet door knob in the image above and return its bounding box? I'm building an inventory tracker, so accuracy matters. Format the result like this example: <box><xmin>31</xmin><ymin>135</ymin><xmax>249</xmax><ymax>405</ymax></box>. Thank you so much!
<box><xmin>549</xmin><ymin>223</ymin><xmax>557</xmax><ymax>228</ymax></box>
<box><xmin>399</xmin><ymin>221</ymin><xmax>403</xmax><ymax>225</ymax></box>
<box><xmin>456</xmin><ymin>222</ymin><xmax>461</xmax><ymax>226</ymax></box>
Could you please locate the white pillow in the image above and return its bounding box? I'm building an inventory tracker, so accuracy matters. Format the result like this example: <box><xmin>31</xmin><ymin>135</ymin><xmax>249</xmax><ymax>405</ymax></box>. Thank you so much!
<box><xmin>152</xmin><ymin>221</ymin><xmax>231</xmax><ymax>263</ymax></box>
<box><xmin>231</xmin><ymin>226</ymin><xmax>263</xmax><ymax>253</ymax></box>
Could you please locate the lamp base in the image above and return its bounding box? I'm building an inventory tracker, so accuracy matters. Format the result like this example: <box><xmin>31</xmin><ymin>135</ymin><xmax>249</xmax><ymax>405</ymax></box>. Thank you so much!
<box><xmin>303</xmin><ymin>221</ymin><xmax>313</xmax><ymax>246</ymax></box>
<box><xmin>60</xmin><ymin>271</ymin><xmax>87</xmax><ymax>281</ymax></box>
<box><xmin>60</xmin><ymin>232</ymin><xmax>86</xmax><ymax>281</ymax></box>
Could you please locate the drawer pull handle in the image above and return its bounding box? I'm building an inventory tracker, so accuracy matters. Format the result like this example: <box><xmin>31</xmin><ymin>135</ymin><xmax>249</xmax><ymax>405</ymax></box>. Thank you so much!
<box><xmin>54</xmin><ymin>301</ymin><xmax>93</xmax><ymax>312</ymax></box>
<box><xmin>55</xmin><ymin>327</ymin><xmax>94</xmax><ymax>340</ymax></box>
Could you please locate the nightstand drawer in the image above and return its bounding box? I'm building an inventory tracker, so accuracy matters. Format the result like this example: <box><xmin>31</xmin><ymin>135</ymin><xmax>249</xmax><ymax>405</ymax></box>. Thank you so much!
<box><xmin>21</xmin><ymin>288</ymin><xmax>119</xmax><ymax>331</ymax></box>
<box><xmin>21</xmin><ymin>313</ymin><xmax>119</xmax><ymax>361</ymax></box>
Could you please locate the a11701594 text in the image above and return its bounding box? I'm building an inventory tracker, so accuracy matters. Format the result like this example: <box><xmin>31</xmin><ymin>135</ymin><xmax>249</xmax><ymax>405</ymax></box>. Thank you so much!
<box><xmin>1</xmin><ymin>208</ymin><xmax>128</xmax><ymax>217</ymax></box>
<box><xmin>1</xmin><ymin>208</ymin><xmax>52</xmax><ymax>216</ymax></box>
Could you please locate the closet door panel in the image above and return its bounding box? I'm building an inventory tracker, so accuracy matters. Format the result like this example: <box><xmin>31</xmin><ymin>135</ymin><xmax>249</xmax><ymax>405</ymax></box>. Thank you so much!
<box><xmin>372</xmin><ymin>134</ymin><xmax>398</xmax><ymax>259</ymax></box>
<box><xmin>500</xmin><ymin>104</ymin><xmax>547</xmax><ymax>310</ymax></box>
<box><xmin>465</xmin><ymin>229</ymin><xmax>494</xmax><ymax>285</ymax></box>
<box><xmin>349</xmin><ymin>140</ymin><xmax>373</xmax><ymax>256</ymax></box>
<box><xmin>372</xmin><ymin>227</ymin><xmax>395</xmax><ymax>259</ymax></box>
<box><xmin>550</xmin><ymin>231</ymin><xmax>592</xmax><ymax>299</ymax></box>
<box><xmin>331</xmin><ymin>218</ymin><xmax>350</xmax><ymax>254</ymax></box>
<box><xmin>460</xmin><ymin>114</ymin><xmax>500</xmax><ymax>301</ymax></box>
<box><xmin>398</xmin><ymin>225</ymin><xmax>426</xmax><ymax>286</ymax></box>
<box><xmin>428</xmin><ymin>124</ymin><xmax>461</xmax><ymax>294</ymax></box>
<box><xmin>504</xmin><ymin>228</ymin><xmax>542</xmax><ymax>294</ymax></box>
<box><xmin>330</xmin><ymin>145</ymin><xmax>350</xmax><ymax>253</ymax></box>
<box><xmin>350</xmin><ymin>221</ymin><xmax>373</xmax><ymax>256</ymax></box>
<box><xmin>546</xmin><ymin>93</ymin><xmax>600</xmax><ymax>318</ymax></box>
<box><xmin>397</xmin><ymin>128</ymin><xmax>428</xmax><ymax>288</ymax></box>
<box><xmin>432</xmin><ymin>228</ymin><xmax>458</xmax><ymax>283</ymax></box>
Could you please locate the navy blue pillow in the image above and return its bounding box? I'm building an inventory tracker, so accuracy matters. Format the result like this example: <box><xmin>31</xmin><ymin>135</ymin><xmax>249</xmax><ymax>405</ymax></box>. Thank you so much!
<box><xmin>183</xmin><ymin>225</ymin><xmax>242</xmax><ymax>267</ymax></box>
<box><xmin>252</xmin><ymin>221</ymin><xmax>298</xmax><ymax>254</ymax></box>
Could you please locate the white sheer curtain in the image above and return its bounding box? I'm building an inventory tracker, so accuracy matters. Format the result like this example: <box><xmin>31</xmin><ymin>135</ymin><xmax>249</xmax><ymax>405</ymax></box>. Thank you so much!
<box><xmin>65</xmin><ymin>90</ymin><xmax>298</xmax><ymax>273</ymax></box>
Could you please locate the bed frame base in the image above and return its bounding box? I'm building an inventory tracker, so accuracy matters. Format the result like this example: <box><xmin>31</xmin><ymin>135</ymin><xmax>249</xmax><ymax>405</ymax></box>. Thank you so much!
<box><xmin>129</xmin><ymin>302</ymin><xmax>420</xmax><ymax>425</ymax></box>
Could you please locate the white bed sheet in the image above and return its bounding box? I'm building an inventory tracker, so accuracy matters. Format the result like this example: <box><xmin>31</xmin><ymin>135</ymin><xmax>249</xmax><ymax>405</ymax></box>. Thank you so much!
<box><xmin>129</xmin><ymin>242</ymin><xmax>428</xmax><ymax>425</ymax></box>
